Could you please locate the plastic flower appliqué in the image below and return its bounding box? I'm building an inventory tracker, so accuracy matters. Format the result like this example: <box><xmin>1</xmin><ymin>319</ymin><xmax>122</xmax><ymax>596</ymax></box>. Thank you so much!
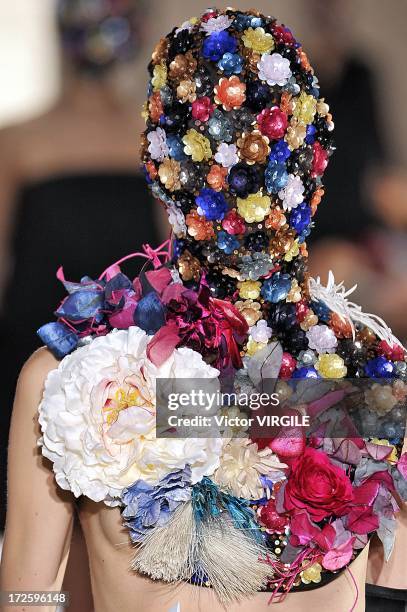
<box><xmin>217</xmin><ymin>52</ymin><xmax>244</xmax><ymax>76</ymax></box>
<box><xmin>237</xmin><ymin>131</ymin><xmax>270</xmax><ymax>165</ymax></box>
<box><xmin>238</xmin><ymin>252</ymin><xmax>274</xmax><ymax>281</ymax></box>
<box><xmin>293</xmin><ymin>91</ymin><xmax>317</xmax><ymax>125</ymax></box>
<box><xmin>166</xmin><ymin>134</ymin><xmax>187</xmax><ymax>161</ymax></box>
<box><xmin>167</xmin><ymin>204</ymin><xmax>186</xmax><ymax>237</ymax></box>
<box><xmin>196</xmin><ymin>188</ymin><xmax>229</xmax><ymax>221</ymax></box>
<box><xmin>261</xmin><ymin>272</ymin><xmax>292</xmax><ymax>303</ymax></box>
<box><xmin>257</xmin><ymin>107</ymin><xmax>288</xmax><ymax>140</ymax></box>
<box><xmin>228</xmin><ymin>163</ymin><xmax>262</xmax><ymax>198</ymax></box>
<box><xmin>207</xmin><ymin>164</ymin><xmax>228</xmax><ymax>191</ymax></box>
<box><xmin>265</xmin><ymin>159</ymin><xmax>289</xmax><ymax>194</ymax></box>
<box><xmin>208</xmin><ymin>109</ymin><xmax>234</xmax><ymax>142</ymax></box>
<box><xmin>147</xmin><ymin>127</ymin><xmax>169</xmax><ymax>162</ymax></box>
<box><xmin>238</xmin><ymin>280</ymin><xmax>261</xmax><ymax>300</ymax></box>
<box><xmin>192</xmin><ymin>96</ymin><xmax>215</xmax><ymax>122</ymax></box>
<box><xmin>235</xmin><ymin>299</ymin><xmax>262</xmax><ymax>326</ymax></box>
<box><xmin>158</xmin><ymin>159</ymin><xmax>181</xmax><ymax>192</ymax></box>
<box><xmin>257</xmin><ymin>52</ymin><xmax>292</xmax><ymax>86</ymax></box>
<box><xmin>217</xmin><ymin>230</ymin><xmax>240</xmax><ymax>255</ymax></box>
<box><xmin>237</xmin><ymin>191</ymin><xmax>271</xmax><ymax>223</ymax></box>
<box><xmin>182</xmin><ymin>129</ymin><xmax>212</xmax><ymax>162</ymax></box>
<box><xmin>186</xmin><ymin>210</ymin><xmax>215</xmax><ymax>240</ymax></box>
<box><xmin>306</xmin><ymin>324</ymin><xmax>338</xmax><ymax>354</ymax></box>
<box><xmin>152</xmin><ymin>61</ymin><xmax>167</xmax><ymax>91</ymax></box>
<box><xmin>213</xmin><ymin>439</ymin><xmax>286</xmax><ymax>499</ymax></box>
<box><xmin>202</xmin><ymin>30</ymin><xmax>237</xmax><ymax>62</ymax></box>
<box><xmin>250</xmin><ymin>319</ymin><xmax>272</xmax><ymax>343</ymax></box>
<box><xmin>121</xmin><ymin>467</ymin><xmax>192</xmax><ymax>543</ymax></box>
<box><xmin>278</xmin><ymin>174</ymin><xmax>304</xmax><ymax>211</ymax></box>
<box><xmin>242</xmin><ymin>27</ymin><xmax>275</xmax><ymax>54</ymax></box>
<box><xmin>176</xmin><ymin>79</ymin><xmax>197</xmax><ymax>103</ymax></box>
<box><xmin>38</xmin><ymin>328</ymin><xmax>223</xmax><ymax>503</ymax></box>
<box><xmin>201</xmin><ymin>14</ymin><xmax>233</xmax><ymax>35</ymax></box>
<box><xmin>315</xmin><ymin>353</ymin><xmax>347</xmax><ymax>378</ymax></box>
<box><xmin>215</xmin><ymin>143</ymin><xmax>239</xmax><ymax>168</ymax></box>
<box><xmin>214</xmin><ymin>76</ymin><xmax>246</xmax><ymax>111</ymax></box>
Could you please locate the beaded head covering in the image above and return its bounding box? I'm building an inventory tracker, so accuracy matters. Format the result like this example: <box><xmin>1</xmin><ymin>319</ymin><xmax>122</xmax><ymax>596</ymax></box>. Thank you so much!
<box><xmin>37</xmin><ymin>7</ymin><xmax>406</xmax><ymax>606</ymax></box>
<box><xmin>57</xmin><ymin>0</ymin><xmax>146</xmax><ymax>75</ymax></box>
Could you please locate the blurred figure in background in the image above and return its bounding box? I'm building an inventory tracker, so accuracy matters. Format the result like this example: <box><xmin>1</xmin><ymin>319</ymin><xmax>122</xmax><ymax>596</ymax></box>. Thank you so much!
<box><xmin>0</xmin><ymin>0</ymin><xmax>158</xmax><ymax>569</ymax></box>
<box><xmin>306</xmin><ymin>0</ymin><xmax>407</xmax><ymax>344</ymax></box>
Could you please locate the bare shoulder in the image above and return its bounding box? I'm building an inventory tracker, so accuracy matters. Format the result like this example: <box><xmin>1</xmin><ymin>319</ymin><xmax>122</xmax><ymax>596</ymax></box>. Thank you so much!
<box><xmin>15</xmin><ymin>347</ymin><xmax>60</xmax><ymax>414</ymax></box>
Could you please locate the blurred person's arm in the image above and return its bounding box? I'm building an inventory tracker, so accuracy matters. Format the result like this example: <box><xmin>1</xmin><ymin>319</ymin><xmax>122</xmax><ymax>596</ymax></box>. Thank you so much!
<box><xmin>0</xmin><ymin>348</ymin><xmax>74</xmax><ymax>612</ymax></box>
<box><xmin>0</xmin><ymin>128</ymin><xmax>19</xmax><ymax>306</ymax></box>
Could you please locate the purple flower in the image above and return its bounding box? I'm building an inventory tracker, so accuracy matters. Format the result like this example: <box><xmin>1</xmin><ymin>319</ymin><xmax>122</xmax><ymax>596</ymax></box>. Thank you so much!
<box><xmin>201</xmin><ymin>15</ymin><xmax>233</xmax><ymax>35</ymax></box>
<box><xmin>217</xmin><ymin>230</ymin><xmax>240</xmax><ymax>255</ymax></box>
<box><xmin>121</xmin><ymin>468</ymin><xmax>192</xmax><ymax>543</ymax></box>
<box><xmin>202</xmin><ymin>31</ymin><xmax>237</xmax><ymax>62</ymax></box>
<box><xmin>196</xmin><ymin>188</ymin><xmax>229</xmax><ymax>220</ymax></box>
<box><xmin>258</xmin><ymin>52</ymin><xmax>292</xmax><ymax>86</ymax></box>
<box><xmin>147</xmin><ymin>127</ymin><xmax>169</xmax><ymax>162</ymax></box>
<box><xmin>228</xmin><ymin>163</ymin><xmax>261</xmax><ymax>197</ymax></box>
<box><xmin>261</xmin><ymin>272</ymin><xmax>292</xmax><ymax>303</ymax></box>
<box><xmin>215</xmin><ymin>143</ymin><xmax>239</xmax><ymax>168</ymax></box>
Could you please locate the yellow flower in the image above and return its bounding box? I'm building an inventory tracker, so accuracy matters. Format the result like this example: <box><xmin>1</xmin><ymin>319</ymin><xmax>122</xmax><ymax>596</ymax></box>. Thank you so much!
<box><xmin>292</xmin><ymin>91</ymin><xmax>317</xmax><ymax>125</ymax></box>
<box><xmin>285</xmin><ymin>119</ymin><xmax>307</xmax><ymax>150</ymax></box>
<box><xmin>238</xmin><ymin>280</ymin><xmax>261</xmax><ymax>300</ymax></box>
<box><xmin>301</xmin><ymin>562</ymin><xmax>322</xmax><ymax>585</ymax></box>
<box><xmin>237</xmin><ymin>191</ymin><xmax>271</xmax><ymax>223</ymax></box>
<box><xmin>370</xmin><ymin>439</ymin><xmax>398</xmax><ymax>463</ymax></box>
<box><xmin>286</xmin><ymin>279</ymin><xmax>302</xmax><ymax>302</ymax></box>
<box><xmin>316</xmin><ymin>354</ymin><xmax>347</xmax><ymax>379</ymax></box>
<box><xmin>141</xmin><ymin>102</ymin><xmax>149</xmax><ymax>123</ymax></box>
<box><xmin>246</xmin><ymin>337</ymin><xmax>267</xmax><ymax>356</ymax></box>
<box><xmin>176</xmin><ymin>79</ymin><xmax>197</xmax><ymax>103</ymax></box>
<box><xmin>284</xmin><ymin>239</ymin><xmax>300</xmax><ymax>262</ymax></box>
<box><xmin>242</xmin><ymin>27</ymin><xmax>275</xmax><ymax>54</ymax></box>
<box><xmin>182</xmin><ymin>129</ymin><xmax>212</xmax><ymax>162</ymax></box>
<box><xmin>152</xmin><ymin>61</ymin><xmax>167</xmax><ymax>91</ymax></box>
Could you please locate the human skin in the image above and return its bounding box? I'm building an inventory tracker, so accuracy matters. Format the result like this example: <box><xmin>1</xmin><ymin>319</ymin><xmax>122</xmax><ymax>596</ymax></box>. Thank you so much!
<box><xmin>0</xmin><ymin>348</ymin><xmax>368</xmax><ymax>612</ymax></box>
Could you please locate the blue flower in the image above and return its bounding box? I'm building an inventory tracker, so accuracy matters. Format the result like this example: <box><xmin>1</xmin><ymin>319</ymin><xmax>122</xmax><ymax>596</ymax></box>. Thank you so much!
<box><xmin>305</xmin><ymin>124</ymin><xmax>317</xmax><ymax>145</ymax></box>
<box><xmin>37</xmin><ymin>322</ymin><xmax>78</xmax><ymax>359</ymax></box>
<box><xmin>233</xmin><ymin>13</ymin><xmax>264</xmax><ymax>31</ymax></box>
<box><xmin>261</xmin><ymin>272</ymin><xmax>292</xmax><ymax>303</ymax></box>
<box><xmin>217</xmin><ymin>52</ymin><xmax>244</xmax><ymax>76</ymax></box>
<box><xmin>265</xmin><ymin>159</ymin><xmax>289</xmax><ymax>194</ymax></box>
<box><xmin>196</xmin><ymin>188</ymin><xmax>228</xmax><ymax>220</ymax></box>
<box><xmin>269</xmin><ymin>140</ymin><xmax>291</xmax><ymax>163</ymax></box>
<box><xmin>217</xmin><ymin>230</ymin><xmax>240</xmax><ymax>255</ymax></box>
<box><xmin>166</xmin><ymin>134</ymin><xmax>187</xmax><ymax>161</ymax></box>
<box><xmin>310</xmin><ymin>299</ymin><xmax>331</xmax><ymax>323</ymax></box>
<box><xmin>290</xmin><ymin>202</ymin><xmax>311</xmax><ymax>234</ymax></box>
<box><xmin>292</xmin><ymin>366</ymin><xmax>321</xmax><ymax>379</ymax></box>
<box><xmin>208</xmin><ymin>109</ymin><xmax>234</xmax><ymax>142</ymax></box>
<box><xmin>134</xmin><ymin>291</ymin><xmax>166</xmax><ymax>334</ymax></box>
<box><xmin>364</xmin><ymin>356</ymin><xmax>395</xmax><ymax>379</ymax></box>
<box><xmin>122</xmin><ymin>468</ymin><xmax>192</xmax><ymax>543</ymax></box>
<box><xmin>202</xmin><ymin>31</ymin><xmax>237</xmax><ymax>61</ymax></box>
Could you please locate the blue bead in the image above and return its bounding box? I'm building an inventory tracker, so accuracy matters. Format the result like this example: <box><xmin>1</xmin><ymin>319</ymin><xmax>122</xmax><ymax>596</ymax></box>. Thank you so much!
<box><xmin>290</xmin><ymin>203</ymin><xmax>311</xmax><ymax>234</ymax></box>
<box><xmin>310</xmin><ymin>299</ymin><xmax>331</xmax><ymax>323</ymax></box>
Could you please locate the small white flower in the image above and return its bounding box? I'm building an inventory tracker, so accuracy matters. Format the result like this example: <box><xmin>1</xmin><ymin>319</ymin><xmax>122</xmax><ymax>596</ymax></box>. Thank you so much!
<box><xmin>215</xmin><ymin>142</ymin><xmax>239</xmax><ymax>168</ymax></box>
<box><xmin>201</xmin><ymin>15</ymin><xmax>233</xmax><ymax>35</ymax></box>
<box><xmin>167</xmin><ymin>204</ymin><xmax>187</xmax><ymax>237</ymax></box>
<box><xmin>250</xmin><ymin>320</ymin><xmax>272</xmax><ymax>344</ymax></box>
<box><xmin>147</xmin><ymin>127</ymin><xmax>169</xmax><ymax>162</ymax></box>
<box><xmin>175</xmin><ymin>19</ymin><xmax>195</xmax><ymax>35</ymax></box>
<box><xmin>306</xmin><ymin>324</ymin><xmax>338</xmax><ymax>354</ymax></box>
<box><xmin>278</xmin><ymin>174</ymin><xmax>304</xmax><ymax>211</ymax></box>
<box><xmin>257</xmin><ymin>52</ymin><xmax>292</xmax><ymax>86</ymax></box>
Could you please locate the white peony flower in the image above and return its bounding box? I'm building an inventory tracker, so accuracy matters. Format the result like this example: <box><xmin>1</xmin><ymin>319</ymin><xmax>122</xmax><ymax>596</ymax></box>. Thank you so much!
<box><xmin>278</xmin><ymin>174</ymin><xmax>304</xmax><ymax>211</ymax></box>
<box><xmin>201</xmin><ymin>15</ymin><xmax>233</xmax><ymax>35</ymax></box>
<box><xmin>38</xmin><ymin>327</ymin><xmax>223</xmax><ymax>505</ymax></box>
<box><xmin>167</xmin><ymin>204</ymin><xmax>187</xmax><ymax>237</ymax></box>
<box><xmin>257</xmin><ymin>52</ymin><xmax>292</xmax><ymax>86</ymax></box>
<box><xmin>215</xmin><ymin>142</ymin><xmax>239</xmax><ymax>168</ymax></box>
<box><xmin>147</xmin><ymin>127</ymin><xmax>169</xmax><ymax>162</ymax></box>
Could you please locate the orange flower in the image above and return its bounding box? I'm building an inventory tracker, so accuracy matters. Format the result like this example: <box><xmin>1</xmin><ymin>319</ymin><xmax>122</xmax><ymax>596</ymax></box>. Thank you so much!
<box><xmin>265</xmin><ymin>208</ymin><xmax>286</xmax><ymax>230</ymax></box>
<box><xmin>151</xmin><ymin>37</ymin><xmax>169</xmax><ymax>65</ymax></box>
<box><xmin>148</xmin><ymin>92</ymin><xmax>164</xmax><ymax>123</ymax></box>
<box><xmin>169</xmin><ymin>51</ymin><xmax>197</xmax><ymax>81</ymax></box>
<box><xmin>280</xmin><ymin>91</ymin><xmax>294</xmax><ymax>115</ymax></box>
<box><xmin>330</xmin><ymin>312</ymin><xmax>353</xmax><ymax>339</ymax></box>
<box><xmin>186</xmin><ymin>210</ymin><xmax>215</xmax><ymax>241</ymax></box>
<box><xmin>214</xmin><ymin>76</ymin><xmax>246</xmax><ymax>112</ymax></box>
<box><xmin>237</xmin><ymin>130</ymin><xmax>270</xmax><ymax>165</ymax></box>
<box><xmin>207</xmin><ymin>164</ymin><xmax>228</xmax><ymax>191</ymax></box>
<box><xmin>298</xmin><ymin>48</ymin><xmax>312</xmax><ymax>72</ymax></box>
<box><xmin>145</xmin><ymin>160</ymin><xmax>158</xmax><ymax>181</ymax></box>
<box><xmin>310</xmin><ymin>187</ymin><xmax>324</xmax><ymax>215</ymax></box>
<box><xmin>177</xmin><ymin>250</ymin><xmax>201</xmax><ymax>282</ymax></box>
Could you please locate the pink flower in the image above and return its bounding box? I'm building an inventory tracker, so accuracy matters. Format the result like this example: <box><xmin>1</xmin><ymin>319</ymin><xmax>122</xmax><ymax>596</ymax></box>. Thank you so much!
<box><xmin>257</xmin><ymin>107</ymin><xmax>288</xmax><ymax>140</ymax></box>
<box><xmin>311</xmin><ymin>142</ymin><xmax>329</xmax><ymax>177</ymax></box>
<box><xmin>192</xmin><ymin>97</ymin><xmax>215</xmax><ymax>122</ymax></box>
<box><xmin>257</xmin><ymin>52</ymin><xmax>292</xmax><ymax>86</ymax></box>
<box><xmin>284</xmin><ymin>448</ymin><xmax>354</xmax><ymax>521</ymax></box>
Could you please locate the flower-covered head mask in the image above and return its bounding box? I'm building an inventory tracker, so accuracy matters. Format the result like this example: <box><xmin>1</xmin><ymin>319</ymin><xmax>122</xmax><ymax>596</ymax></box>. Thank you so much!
<box><xmin>142</xmin><ymin>7</ymin><xmax>334</xmax><ymax>300</ymax></box>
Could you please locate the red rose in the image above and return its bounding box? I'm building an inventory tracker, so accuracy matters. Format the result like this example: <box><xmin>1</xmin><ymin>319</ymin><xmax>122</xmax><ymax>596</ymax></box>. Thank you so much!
<box><xmin>284</xmin><ymin>448</ymin><xmax>354</xmax><ymax>522</ymax></box>
<box><xmin>257</xmin><ymin>107</ymin><xmax>288</xmax><ymax>140</ymax></box>
<box><xmin>192</xmin><ymin>97</ymin><xmax>215</xmax><ymax>122</ymax></box>
<box><xmin>311</xmin><ymin>142</ymin><xmax>328</xmax><ymax>177</ymax></box>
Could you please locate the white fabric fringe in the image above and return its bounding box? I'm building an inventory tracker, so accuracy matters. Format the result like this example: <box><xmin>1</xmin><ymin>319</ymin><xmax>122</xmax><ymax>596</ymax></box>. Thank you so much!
<box><xmin>308</xmin><ymin>271</ymin><xmax>403</xmax><ymax>348</ymax></box>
